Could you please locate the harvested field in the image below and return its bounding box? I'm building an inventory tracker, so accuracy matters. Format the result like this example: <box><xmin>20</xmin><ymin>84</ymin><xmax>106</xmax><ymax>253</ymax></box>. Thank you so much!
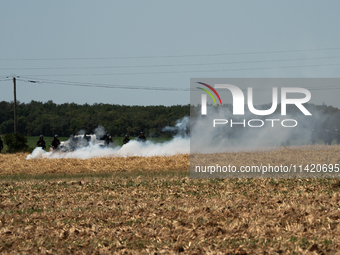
<box><xmin>0</xmin><ymin>154</ymin><xmax>190</xmax><ymax>175</ymax></box>
<box><xmin>1</xmin><ymin>146</ymin><xmax>340</xmax><ymax>253</ymax></box>
<box><xmin>192</xmin><ymin>144</ymin><xmax>340</xmax><ymax>169</ymax></box>
<box><xmin>2</xmin><ymin>177</ymin><xmax>340</xmax><ymax>254</ymax></box>
<box><xmin>1</xmin><ymin>144</ymin><xmax>340</xmax><ymax>176</ymax></box>
<box><xmin>191</xmin><ymin>145</ymin><xmax>340</xmax><ymax>178</ymax></box>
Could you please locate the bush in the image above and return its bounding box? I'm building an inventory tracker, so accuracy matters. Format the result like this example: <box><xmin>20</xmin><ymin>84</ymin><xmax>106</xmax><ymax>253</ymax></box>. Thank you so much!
<box><xmin>3</xmin><ymin>132</ymin><xmax>30</xmax><ymax>153</ymax></box>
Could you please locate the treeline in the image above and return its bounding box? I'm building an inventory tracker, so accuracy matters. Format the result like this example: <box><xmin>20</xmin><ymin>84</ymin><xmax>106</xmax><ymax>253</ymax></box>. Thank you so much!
<box><xmin>2</xmin><ymin>100</ymin><xmax>340</xmax><ymax>140</ymax></box>
<box><xmin>0</xmin><ymin>101</ymin><xmax>189</xmax><ymax>137</ymax></box>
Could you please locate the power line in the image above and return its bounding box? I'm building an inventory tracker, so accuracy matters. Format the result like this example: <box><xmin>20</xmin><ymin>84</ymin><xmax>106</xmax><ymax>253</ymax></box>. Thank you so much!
<box><xmin>0</xmin><ymin>77</ymin><xmax>11</xmax><ymax>82</ymax></box>
<box><xmin>1</xmin><ymin>55</ymin><xmax>340</xmax><ymax>71</ymax></box>
<box><xmin>1</xmin><ymin>47</ymin><xmax>340</xmax><ymax>61</ymax></box>
<box><xmin>15</xmin><ymin>76</ymin><xmax>340</xmax><ymax>92</ymax></box>
<box><xmin>15</xmin><ymin>62</ymin><xmax>340</xmax><ymax>77</ymax></box>
<box><xmin>16</xmin><ymin>77</ymin><xmax>189</xmax><ymax>91</ymax></box>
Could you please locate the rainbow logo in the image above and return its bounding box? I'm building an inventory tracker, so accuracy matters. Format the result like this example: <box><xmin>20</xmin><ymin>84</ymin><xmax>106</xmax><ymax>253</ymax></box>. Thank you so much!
<box><xmin>196</xmin><ymin>82</ymin><xmax>223</xmax><ymax>106</ymax></box>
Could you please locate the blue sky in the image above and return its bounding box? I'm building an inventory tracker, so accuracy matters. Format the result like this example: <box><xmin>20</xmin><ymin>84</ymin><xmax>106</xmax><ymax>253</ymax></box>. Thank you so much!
<box><xmin>1</xmin><ymin>1</ymin><xmax>340</xmax><ymax>107</ymax></box>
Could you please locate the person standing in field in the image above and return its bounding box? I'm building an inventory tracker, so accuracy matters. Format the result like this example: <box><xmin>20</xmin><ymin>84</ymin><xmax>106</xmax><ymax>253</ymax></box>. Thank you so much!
<box><xmin>36</xmin><ymin>135</ymin><xmax>46</xmax><ymax>150</ymax></box>
<box><xmin>105</xmin><ymin>134</ymin><xmax>113</xmax><ymax>146</ymax></box>
<box><xmin>123</xmin><ymin>135</ymin><xmax>130</xmax><ymax>144</ymax></box>
<box><xmin>52</xmin><ymin>134</ymin><xmax>61</xmax><ymax>150</ymax></box>
<box><xmin>0</xmin><ymin>136</ymin><xmax>3</xmax><ymax>153</ymax></box>
<box><xmin>137</xmin><ymin>132</ymin><xmax>146</xmax><ymax>143</ymax></box>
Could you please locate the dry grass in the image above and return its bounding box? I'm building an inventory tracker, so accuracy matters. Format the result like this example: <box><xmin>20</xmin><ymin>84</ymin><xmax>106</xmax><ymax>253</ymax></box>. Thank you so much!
<box><xmin>1</xmin><ymin>146</ymin><xmax>340</xmax><ymax>253</ymax></box>
<box><xmin>192</xmin><ymin>145</ymin><xmax>340</xmax><ymax>168</ymax></box>
<box><xmin>1</xmin><ymin>177</ymin><xmax>340</xmax><ymax>254</ymax></box>
<box><xmin>191</xmin><ymin>145</ymin><xmax>340</xmax><ymax>178</ymax></box>
<box><xmin>0</xmin><ymin>153</ymin><xmax>190</xmax><ymax>175</ymax></box>
<box><xmin>2</xmin><ymin>144</ymin><xmax>339</xmax><ymax>176</ymax></box>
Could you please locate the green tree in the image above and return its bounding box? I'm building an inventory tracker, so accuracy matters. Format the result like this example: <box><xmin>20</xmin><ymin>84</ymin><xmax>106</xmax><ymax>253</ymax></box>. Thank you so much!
<box><xmin>3</xmin><ymin>132</ymin><xmax>30</xmax><ymax>153</ymax></box>
<box><xmin>0</xmin><ymin>119</ymin><xmax>14</xmax><ymax>134</ymax></box>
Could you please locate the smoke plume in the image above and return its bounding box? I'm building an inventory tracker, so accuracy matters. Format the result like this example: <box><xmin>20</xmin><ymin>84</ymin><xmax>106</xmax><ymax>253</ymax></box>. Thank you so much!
<box><xmin>190</xmin><ymin>104</ymin><xmax>331</xmax><ymax>153</ymax></box>
<box><xmin>26</xmin><ymin>117</ymin><xmax>190</xmax><ymax>159</ymax></box>
<box><xmin>26</xmin><ymin>104</ymin><xmax>337</xmax><ymax>160</ymax></box>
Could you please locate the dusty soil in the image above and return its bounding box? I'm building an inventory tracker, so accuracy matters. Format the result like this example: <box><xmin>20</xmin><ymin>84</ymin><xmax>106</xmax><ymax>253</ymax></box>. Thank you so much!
<box><xmin>1</xmin><ymin>146</ymin><xmax>340</xmax><ymax>254</ymax></box>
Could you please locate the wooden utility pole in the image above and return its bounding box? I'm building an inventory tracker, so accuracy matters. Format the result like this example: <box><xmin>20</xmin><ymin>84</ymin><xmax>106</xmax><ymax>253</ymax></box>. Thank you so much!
<box><xmin>13</xmin><ymin>77</ymin><xmax>17</xmax><ymax>133</ymax></box>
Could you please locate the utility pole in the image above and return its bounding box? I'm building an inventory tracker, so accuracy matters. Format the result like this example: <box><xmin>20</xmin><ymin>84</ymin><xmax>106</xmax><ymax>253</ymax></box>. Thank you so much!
<box><xmin>13</xmin><ymin>77</ymin><xmax>17</xmax><ymax>133</ymax></box>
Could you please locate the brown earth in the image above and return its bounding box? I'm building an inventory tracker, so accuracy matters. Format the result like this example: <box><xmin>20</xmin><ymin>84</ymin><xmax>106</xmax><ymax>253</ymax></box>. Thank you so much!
<box><xmin>1</xmin><ymin>146</ymin><xmax>340</xmax><ymax>254</ymax></box>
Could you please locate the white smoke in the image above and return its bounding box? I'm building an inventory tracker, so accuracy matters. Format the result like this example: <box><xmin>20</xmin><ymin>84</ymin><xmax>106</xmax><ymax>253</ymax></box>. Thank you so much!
<box><xmin>162</xmin><ymin>116</ymin><xmax>190</xmax><ymax>137</ymax></box>
<box><xmin>77</xmin><ymin>129</ymin><xmax>86</xmax><ymax>135</ymax></box>
<box><xmin>26</xmin><ymin>118</ymin><xmax>190</xmax><ymax>160</ymax></box>
<box><xmin>190</xmin><ymin>104</ymin><xmax>320</xmax><ymax>153</ymax></box>
<box><xmin>25</xmin><ymin>105</ymin><xmax>332</xmax><ymax>160</ymax></box>
<box><xmin>94</xmin><ymin>126</ymin><xmax>107</xmax><ymax>137</ymax></box>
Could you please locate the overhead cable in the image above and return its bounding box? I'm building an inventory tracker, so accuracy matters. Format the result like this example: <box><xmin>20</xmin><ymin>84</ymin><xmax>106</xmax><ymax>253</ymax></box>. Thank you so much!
<box><xmin>1</xmin><ymin>55</ymin><xmax>340</xmax><ymax>70</ymax></box>
<box><xmin>1</xmin><ymin>47</ymin><xmax>340</xmax><ymax>61</ymax></box>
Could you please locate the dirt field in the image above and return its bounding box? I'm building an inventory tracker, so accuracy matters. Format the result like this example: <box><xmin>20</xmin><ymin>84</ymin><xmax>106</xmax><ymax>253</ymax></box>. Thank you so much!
<box><xmin>1</xmin><ymin>146</ymin><xmax>340</xmax><ymax>254</ymax></box>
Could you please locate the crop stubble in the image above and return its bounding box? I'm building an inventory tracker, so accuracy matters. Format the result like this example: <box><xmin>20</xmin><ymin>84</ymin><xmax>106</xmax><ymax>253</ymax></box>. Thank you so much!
<box><xmin>1</xmin><ymin>145</ymin><xmax>340</xmax><ymax>253</ymax></box>
<box><xmin>0</xmin><ymin>154</ymin><xmax>190</xmax><ymax>175</ymax></box>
